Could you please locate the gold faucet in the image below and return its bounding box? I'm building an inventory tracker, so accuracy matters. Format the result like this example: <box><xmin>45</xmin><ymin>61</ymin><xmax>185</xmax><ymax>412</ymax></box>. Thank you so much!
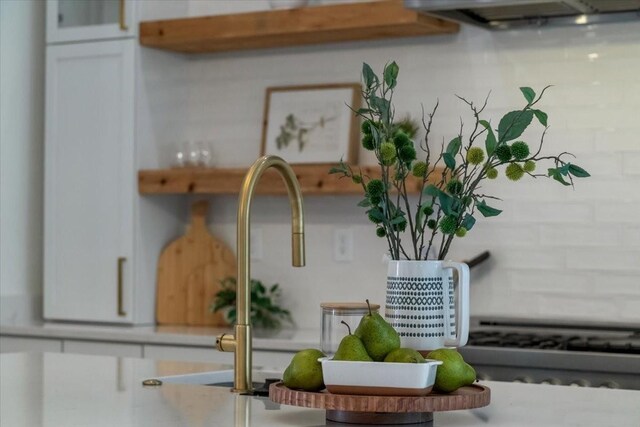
<box><xmin>216</xmin><ymin>155</ymin><xmax>305</xmax><ymax>394</ymax></box>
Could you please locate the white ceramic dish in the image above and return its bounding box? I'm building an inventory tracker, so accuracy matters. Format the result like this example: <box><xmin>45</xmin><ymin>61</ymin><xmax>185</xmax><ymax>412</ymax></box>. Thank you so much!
<box><xmin>319</xmin><ymin>357</ymin><xmax>442</xmax><ymax>396</ymax></box>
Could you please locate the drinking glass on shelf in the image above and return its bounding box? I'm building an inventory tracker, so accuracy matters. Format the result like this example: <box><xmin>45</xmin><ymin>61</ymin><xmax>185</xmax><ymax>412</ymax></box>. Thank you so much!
<box><xmin>171</xmin><ymin>141</ymin><xmax>188</xmax><ymax>168</ymax></box>
<box><xmin>186</xmin><ymin>140</ymin><xmax>200</xmax><ymax>167</ymax></box>
<box><xmin>195</xmin><ymin>140</ymin><xmax>213</xmax><ymax>167</ymax></box>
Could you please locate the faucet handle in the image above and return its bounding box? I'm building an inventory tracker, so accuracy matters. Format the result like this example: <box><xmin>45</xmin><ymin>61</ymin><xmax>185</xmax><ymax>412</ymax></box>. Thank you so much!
<box><xmin>216</xmin><ymin>333</ymin><xmax>237</xmax><ymax>352</ymax></box>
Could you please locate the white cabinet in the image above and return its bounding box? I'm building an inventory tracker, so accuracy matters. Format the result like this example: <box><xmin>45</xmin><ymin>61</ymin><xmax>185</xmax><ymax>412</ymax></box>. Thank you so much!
<box><xmin>0</xmin><ymin>336</ymin><xmax>63</xmax><ymax>353</ymax></box>
<box><xmin>63</xmin><ymin>340</ymin><xmax>143</xmax><ymax>358</ymax></box>
<box><xmin>44</xmin><ymin>39</ymin><xmax>136</xmax><ymax>323</ymax></box>
<box><xmin>47</xmin><ymin>0</ymin><xmax>136</xmax><ymax>44</ymax></box>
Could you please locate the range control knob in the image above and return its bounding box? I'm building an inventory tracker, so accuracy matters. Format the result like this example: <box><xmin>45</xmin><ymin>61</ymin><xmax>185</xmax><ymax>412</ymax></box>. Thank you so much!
<box><xmin>569</xmin><ymin>379</ymin><xmax>591</xmax><ymax>387</ymax></box>
<box><xmin>514</xmin><ymin>376</ymin><xmax>534</xmax><ymax>384</ymax></box>
<box><xmin>540</xmin><ymin>378</ymin><xmax>562</xmax><ymax>385</ymax></box>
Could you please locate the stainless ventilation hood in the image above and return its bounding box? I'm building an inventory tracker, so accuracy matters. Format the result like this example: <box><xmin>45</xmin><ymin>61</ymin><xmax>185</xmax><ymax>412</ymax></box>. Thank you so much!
<box><xmin>405</xmin><ymin>0</ymin><xmax>640</xmax><ymax>29</ymax></box>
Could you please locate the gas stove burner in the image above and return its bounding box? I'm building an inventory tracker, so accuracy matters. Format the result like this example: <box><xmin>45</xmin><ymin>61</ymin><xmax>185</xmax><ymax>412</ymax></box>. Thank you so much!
<box><xmin>468</xmin><ymin>330</ymin><xmax>640</xmax><ymax>354</ymax></box>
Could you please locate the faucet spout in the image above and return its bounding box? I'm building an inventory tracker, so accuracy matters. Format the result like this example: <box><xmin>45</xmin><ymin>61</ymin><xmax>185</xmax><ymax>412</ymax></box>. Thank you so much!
<box><xmin>217</xmin><ymin>155</ymin><xmax>305</xmax><ymax>394</ymax></box>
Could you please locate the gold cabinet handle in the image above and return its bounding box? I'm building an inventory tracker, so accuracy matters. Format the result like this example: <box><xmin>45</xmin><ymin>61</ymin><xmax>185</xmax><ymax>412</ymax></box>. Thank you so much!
<box><xmin>117</xmin><ymin>257</ymin><xmax>127</xmax><ymax>316</ymax></box>
<box><xmin>119</xmin><ymin>0</ymin><xmax>128</xmax><ymax>31</ymax></box>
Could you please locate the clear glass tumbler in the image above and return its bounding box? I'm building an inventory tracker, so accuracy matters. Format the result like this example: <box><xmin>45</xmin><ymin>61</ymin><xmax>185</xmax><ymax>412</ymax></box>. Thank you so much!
<box><xmin>320</xmin><ymin>302</ymin><xmax>380</xmax><ymax>357</ymax></box>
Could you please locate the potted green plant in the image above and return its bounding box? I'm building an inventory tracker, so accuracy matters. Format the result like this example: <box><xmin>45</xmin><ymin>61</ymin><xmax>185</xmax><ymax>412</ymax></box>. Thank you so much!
<box><xmin>330</xmin><ymin>62</ymin><xmax>589</xmax><ymax>351</ymax></box>
<box><xmin>211</xmin><ymin>277</ymin><xmax>293</xmax><ymax>336</ymax></box>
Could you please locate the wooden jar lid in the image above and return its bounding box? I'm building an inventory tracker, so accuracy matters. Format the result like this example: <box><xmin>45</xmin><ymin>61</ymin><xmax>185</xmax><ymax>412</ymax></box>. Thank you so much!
<box><xmin>320</xmin><ymin>302</ymin><xmax>381</xmax><ymax>311</ymax></box>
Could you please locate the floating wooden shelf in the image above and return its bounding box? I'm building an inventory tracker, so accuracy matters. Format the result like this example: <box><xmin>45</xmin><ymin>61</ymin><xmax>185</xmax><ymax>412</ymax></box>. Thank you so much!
<box><xmin>138</xmin><ymin>165</ymin><xmax>443</xmax><ymax>196</ymax></box>
<box><xmin>139</xmin><ymin>0</ymin><xmax>458</xmax><ymax>54</ymax></box>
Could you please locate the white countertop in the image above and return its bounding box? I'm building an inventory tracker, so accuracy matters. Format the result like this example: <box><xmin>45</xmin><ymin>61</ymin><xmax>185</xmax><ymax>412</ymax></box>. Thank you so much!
<box><xmin>0</xmin><ymin>320</ymin><xmax>319</xmax><ymax>351</ymax></box>
<box><xmin>1</xmin><ymin>352</ymin><xmax>639</xmax><ymax>427</ymax></box>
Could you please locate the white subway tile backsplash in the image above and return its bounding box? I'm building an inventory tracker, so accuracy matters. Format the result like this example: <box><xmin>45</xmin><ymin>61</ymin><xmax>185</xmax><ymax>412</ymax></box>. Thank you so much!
<box><xmin>589</xmin><ymin>273</ymin><xmax>640</xmax><ymax>295</ymax></box>
<box><xmin>594</xmin><ymin>203</ymin><xmax>640</xmax><ymax>223</ymax></box>
<box><xmin>497</xmin><ymin>248</ymin><xmax>566</xmax><ymax>270</ymax></box>
<box><xmin>622</xmin><ymin>153</ymin><xmax>640</xmax><ymax>175</ymax></box>
<box><xmin>537</xmin><ymin>294</ymin><xmax>621</xmax><ymax>322</ymax></box>
<box><xmin>621</xmin><ymin>226</ymin><xmax>640</xmax><ymax>247</ymax></box>
<box><xmin>539</xmin><ymin>225</ymin><xmax>620</xmax><ymax>247</ymax></box>
<box><xmin>509</xmin><ymin>270</ymin><xmax>591</xmax><ymax>294</ymax></box>
<box><xmin>140</xmin><ymin>12</ymin><xmax>640</xmax><ymax>326</ymax></box>
<box><xmin>595</xmin><ymin>129</ymin><xmax>640</xmax><ymax>151</ymax></box>
<box><xmin>566</xmin><ymin>250</ymin><xmax>640</xmax><ymax>271</ymax></box>
<box><xmin>510</xmin><ymin>201</ymin><xmax>593</xmax><ymax>224</ymax></box>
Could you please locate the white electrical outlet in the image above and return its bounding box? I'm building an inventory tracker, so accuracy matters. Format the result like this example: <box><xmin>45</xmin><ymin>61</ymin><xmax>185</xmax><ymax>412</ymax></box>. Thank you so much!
<box><xmin>333</xmin><ymin>228</ymin><xmax>353</xmax><ymax>262</ymax></box>
<box><xmin>250</xmin><ymin>228</ymin><xmax>263</xmax><ymax>260</ymax></box>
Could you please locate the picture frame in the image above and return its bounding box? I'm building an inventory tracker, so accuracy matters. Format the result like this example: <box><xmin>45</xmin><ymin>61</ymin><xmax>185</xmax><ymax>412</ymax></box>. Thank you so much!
<box><xmin>261</xmin><ymin>83</ymin><xmax>361</xmax><ymax>165</ymax></box>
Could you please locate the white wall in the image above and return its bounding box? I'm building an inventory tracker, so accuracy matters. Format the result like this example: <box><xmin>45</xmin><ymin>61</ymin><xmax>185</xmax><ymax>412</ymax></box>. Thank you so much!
<box><xmin>0</xmin><ymin>0</ymin><xmax>46</xmax><ymax>321</ymax></box>
<box><xmin>139</xmin><ymin>1</ymin><xmax>640</xmax><ymax>330</ymax></box>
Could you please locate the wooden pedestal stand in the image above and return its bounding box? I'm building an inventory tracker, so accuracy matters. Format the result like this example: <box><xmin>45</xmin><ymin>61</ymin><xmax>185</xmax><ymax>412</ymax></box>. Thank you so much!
<box><xmin>269</xmin><ymin>382</ymin><xmax>491</xmax><ymax>425</ymax></box>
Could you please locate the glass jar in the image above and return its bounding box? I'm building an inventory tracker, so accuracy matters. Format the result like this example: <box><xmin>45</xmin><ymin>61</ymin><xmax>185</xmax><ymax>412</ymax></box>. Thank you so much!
<box><xmin>320</xmin><ymin>302</ymin><xmax>380</xmax><ymax>356</ymax></box>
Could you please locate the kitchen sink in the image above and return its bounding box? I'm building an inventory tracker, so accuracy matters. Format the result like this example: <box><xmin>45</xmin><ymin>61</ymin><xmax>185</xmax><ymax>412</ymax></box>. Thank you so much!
<box><xmin>147</xmin><ymin>368</ymin><xmax>283</xmax><ymax>395</ymax></box>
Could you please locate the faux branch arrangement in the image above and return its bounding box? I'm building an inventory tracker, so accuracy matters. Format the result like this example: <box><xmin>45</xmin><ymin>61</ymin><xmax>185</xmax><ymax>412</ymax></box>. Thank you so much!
<box><xmin>330</xmin><ymin>62</ymin><xmax>590</xmax><ymax>261</ymax></box>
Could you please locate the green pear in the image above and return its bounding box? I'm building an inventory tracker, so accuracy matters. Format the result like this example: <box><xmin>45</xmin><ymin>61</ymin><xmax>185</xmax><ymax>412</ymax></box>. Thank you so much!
<box><xmin>354</xmin><ymin>299</ymin><xmax>401</xmax><ymax>361</ymax></box>
<box><xmin>426</xmin><ymin>348</ymin><xmax>476</xmax><ymax>393</ymax></box>
<box><xmin>333</xmin><ymin>321</ymin><xmax>373</xmax><ymax>362</ymax></box>
<box><xmin>384</xmin><ymin>347</ymin><xmax>426</xmax><ymax>363</ymax></box>
<box><xmin>283</xmin><ymin>348</ymin><xmax>326</xmax><ymax>392</ymax></box>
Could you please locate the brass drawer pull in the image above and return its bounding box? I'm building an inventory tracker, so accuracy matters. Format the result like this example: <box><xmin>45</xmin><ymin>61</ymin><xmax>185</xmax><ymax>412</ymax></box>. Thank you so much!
<box><xmin>119</xmin><ymin>0</ymin><xmax>128</xmax><ymax>31</ymax></box>
<box><xmin>117</xmin><ymin>257</ymin><xmax>126</xmax><ymax>316</ymax></box>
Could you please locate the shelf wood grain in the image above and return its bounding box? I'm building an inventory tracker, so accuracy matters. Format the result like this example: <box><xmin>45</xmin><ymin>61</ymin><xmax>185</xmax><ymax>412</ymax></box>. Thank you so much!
<box><xmin>138</xmin><ymin>165</ymin><xmax>444</xmax><ymax>195</ymax></box>
<box><xmin>139</xmin><ymin>0</ymin><xmax>458</xmax><ymax>54</ymax></box>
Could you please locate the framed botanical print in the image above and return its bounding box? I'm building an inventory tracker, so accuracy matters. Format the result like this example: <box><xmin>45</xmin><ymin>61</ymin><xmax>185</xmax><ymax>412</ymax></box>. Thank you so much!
<box><xmin>261</xmin><ymin>83</ymin><xmax>361</xmax><ymax>165</ymax></box>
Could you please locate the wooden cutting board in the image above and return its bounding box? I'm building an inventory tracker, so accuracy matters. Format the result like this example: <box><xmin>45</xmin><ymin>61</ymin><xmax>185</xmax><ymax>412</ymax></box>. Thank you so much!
<box><xmin>156</xmin><ymin>200</ymin><xmax>236</xmax><ymax>326</ymax></box>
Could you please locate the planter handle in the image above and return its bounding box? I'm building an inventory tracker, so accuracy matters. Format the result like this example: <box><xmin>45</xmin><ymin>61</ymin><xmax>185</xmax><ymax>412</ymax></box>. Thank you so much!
<box><xmin>442</xmin><ymin>261</ymin><xmax>469</xmax><ymax>347</ymax></box>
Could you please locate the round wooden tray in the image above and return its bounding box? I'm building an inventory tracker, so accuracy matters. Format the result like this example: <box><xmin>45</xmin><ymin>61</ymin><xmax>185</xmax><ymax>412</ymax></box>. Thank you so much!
<box><xmin>269</xmin><ymin>382</ymin><xmax>490</xmax><ymax>425</ymax></box>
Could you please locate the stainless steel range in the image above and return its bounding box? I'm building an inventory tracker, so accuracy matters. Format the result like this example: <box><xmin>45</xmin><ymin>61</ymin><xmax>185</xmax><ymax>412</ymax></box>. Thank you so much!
<box><xmin>459</xmin><ymin>317</ymin><xmax>640</xmax><ymax>390</ymax></box>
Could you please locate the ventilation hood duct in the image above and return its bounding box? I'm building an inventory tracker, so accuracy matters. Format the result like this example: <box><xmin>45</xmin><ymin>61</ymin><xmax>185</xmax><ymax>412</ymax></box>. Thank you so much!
<box><xmin>405</xmin><ymin>0</ymin><xmax>640</xmax><ymax>29</ymax></box>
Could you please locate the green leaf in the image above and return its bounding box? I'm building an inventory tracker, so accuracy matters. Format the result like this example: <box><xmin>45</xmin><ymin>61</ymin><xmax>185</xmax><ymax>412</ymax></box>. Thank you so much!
<box><xmin>547</xmin><ymin>168</ymin><xmax>571</xmax><ymax>186</ymax></box>
<box><xmin>479</xmin><ymin>120</ymin><xmax>497</xmax><ymax>156</ymax></box>
<box><xmin>446</xmin><ymin>136</ymin><xmax>462</xmax><ymax>156</ymax></box>
<box><xmin>369</xmin><ymin>123</ymin><xmax>381</xmax><ymax>144</ymax></box>
<box><xmin>367</xmin><ymin>208</ymin><xmax>385</xmax><ymax>222</ymax></box>
<box><xmin>357</xmin><ymin>198</ymin><xmax>372</xmax><ymax>207</ymax></box>
<box><xmin>390</xmin><ymin>215</ymin><xmax>406</xmax><ymax>225</ymax></box>
<box><xmin>558</xmin><ymin>164</ymin><xmax>571</xmax><ymax>176</ymax></box>
<box><xmin>438</xmin><ymin>192</ymin><xmax>453</xmax><ymax>216</ymax></box>
<box><xmin>520</xmin><ymin>87</ymin><xmax>536</xmax><ymax>104</ymax></box>
<box><xmin>476</xmin><ymin>199</ymin><xmax>502</xmax><ymax>217</ymax></box>
<box><xmin>498</xmin><ymin>110</ymin><xmax>534</xmax><ymax>143</ymax></box>
<box><xmin>423</xmin><ymin>184</ymin><xmax>440</xmax><ymax>197</ymax></box>
<box><xmin>461</xmin><ymin>213</ymin><xmax>476</xmax><ymax>231</ymax></box>
<box><xmin>328</xmin><ymin>167</ymin><xmax>345</xmax><ymax>175</ymax></box>
<box><xmin>568</xmin><ymin>164</ymin><xmax>590</xmax><ymax>178</ymax></box>
<box><xmin>362</xmin><ymin>63</ymin><xmax>377</xmax><ymax>89</ymax></box>
<box><xmin>356</xmin><ymin>108</ymin><xmax>372</xmax><ymax>115</ymax></box>
<box><xmin>383</xmin><ymin>61</ymin><xmax>399</xmax><ymax>90</ymax></box>
<box><xmin>533</xmin><ymin>109</ymin><xmax>548</xmax><ymax>127</ymax></box>
<box><xmin>443</xmin><ymin>153</ymin><xmax>456</xmax><ymax>170</ymax></box>
<box><xmin>370</xmin><ymin>95</ymin><xmax>390</xmax><ymax>123</ymax></box>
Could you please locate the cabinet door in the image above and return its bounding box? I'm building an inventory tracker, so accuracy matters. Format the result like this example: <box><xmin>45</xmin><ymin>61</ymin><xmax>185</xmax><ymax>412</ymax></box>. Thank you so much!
<box><xmin>47</xmin><ymin>0</ymin><xmax>136</xmax><ymax>43</ymax></box>
<box><xmin>44</xmin><ymin>40</ymin><xmax>135</xmax><ymax>323</ymax></box>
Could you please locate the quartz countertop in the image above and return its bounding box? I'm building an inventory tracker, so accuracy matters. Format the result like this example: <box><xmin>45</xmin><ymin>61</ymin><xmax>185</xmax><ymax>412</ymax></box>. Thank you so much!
<box><xmin>0</xmin><ymin>319</ymin><xmax>319</xmax><ymax>351</ymax></box>
<box><xmin>2</xmin><ymin>352</ymin><xmax>639</xmax><ymax>427</ymax></box>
